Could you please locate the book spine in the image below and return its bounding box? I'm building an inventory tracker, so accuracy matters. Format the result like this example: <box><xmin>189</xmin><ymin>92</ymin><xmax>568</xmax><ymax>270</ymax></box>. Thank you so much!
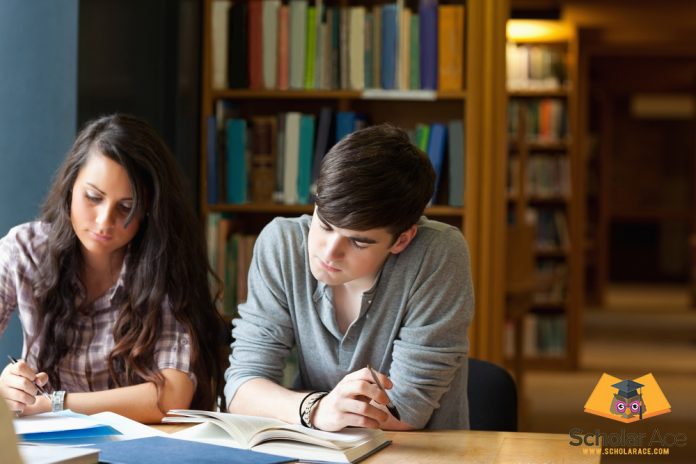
<box><xmin>419</xmin><ymin>0</ymin><xmax>437</xmax><ymax>90</ymax></box>
<box><xmin>262</xmin><ymin>0</ymin><xmax>280</xmax><ymax>89</ymax></box>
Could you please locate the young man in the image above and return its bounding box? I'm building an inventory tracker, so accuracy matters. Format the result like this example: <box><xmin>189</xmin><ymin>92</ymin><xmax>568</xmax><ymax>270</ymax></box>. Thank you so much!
<box><xmin>225</xmin><ymin>125</ymin><xmax>474</xmax><ymax>430</ymax></box>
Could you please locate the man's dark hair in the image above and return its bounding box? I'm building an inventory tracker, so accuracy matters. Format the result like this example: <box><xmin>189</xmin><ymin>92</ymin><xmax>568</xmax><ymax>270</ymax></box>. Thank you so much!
<box><xmin>315</xmin><ymin>124</ymin><xmax>435</xmax><ymax>237</ymax></box>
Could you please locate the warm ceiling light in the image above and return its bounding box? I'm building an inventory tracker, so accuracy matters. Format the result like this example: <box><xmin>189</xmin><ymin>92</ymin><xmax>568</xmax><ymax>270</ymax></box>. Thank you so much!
<box><xmin>506</xmin><ymin>20</ymin><xmax>570</xmax><ymax>42</ymax></box>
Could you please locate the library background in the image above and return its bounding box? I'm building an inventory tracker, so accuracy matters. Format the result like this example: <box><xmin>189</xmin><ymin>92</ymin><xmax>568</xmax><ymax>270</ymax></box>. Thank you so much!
<box><xmin>2</xmin><ymin>0</ymin><xmax>696</xmax><ymax>461</ymax></box>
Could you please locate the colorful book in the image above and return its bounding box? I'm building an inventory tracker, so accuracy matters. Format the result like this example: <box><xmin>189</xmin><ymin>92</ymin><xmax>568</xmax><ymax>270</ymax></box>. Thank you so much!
<box><xmin>297</xmin><ymin>114</ymin><xmax>316</xmax><ymax>204</ymax></box>
<box><xmin>372</xmin><ymin>5</ymin><xmax>382</xmax><ymax>89</ymax></box>
<box><xmin>426</xmin><ymin>123</ymin><xmax>447</xmax><ymax>204</ymax></box>
<box><xmin>304</xmin><ymin>6</ymin><xmax>317</xmax><ymax>89</ymax></box>
<box><xmin>335</xmin><ymin>111</ymin><xmax>356</xmax><ymax>144</ymax></box>
<box><xmin>447</xmin><ymin>119</ymin><xmax>465</xmax><ymax>207</ymax></box>
<box><xmin>228</xmin><ymin>1</ymin><xmax>248</xmax><ymax>88</ymax></box>
<box><xmin>249</xmin><ymin>117</ymin><xmax>277</xmax><ymax>203</ymax></box>
<box><xmin>409</xmin><ymin>13</ymin><xmax>420</xmax><ymax>90</ymax></box>
<box><xmin>277</xmin><ymin>4</ymin><xmax>289</xmax><ymax>90</ymax></box>
<box><xmin>438</xmin><ymin>4</ymin><xmax>465</xmax><ymax>91</ymax></box>
<box><xmin>226</xmin><ymin>119</ymin><xmax>248</xmax><ymax>204</ymax></box>
<box><xmin>380</xmin><ymin>4</ymin><xmax>397</xmax><ymax>89</ymax></box>
<box><xmin>312</xmin><ymin>107</ymin><xmax>334</xmax><ymax>190</ymax></box>
<box><xmin>348</xmin><ymin>7</ymin><xmax>366</xmax><ymax>90</ymax></box>
<box><xmin>211</xmin><ymin>0</ymin><xmax>231</xmax><ymax>90</ymax></box>
<box><xmin>262</xmin><ymin>0</ymin><xmax>280</xmax><ymax>89</ymax></box>
<box><xmin>289</xmin><ymin>0</ymin><xmax>308</xmax><ymax>89</ymax></box>
<box><xmin>248</xmin><ymin>0</ymin><xmax>263</xmax><ymax>89</ymax></box>
<box><xmin>419</xmin><ymin>0</ymin><xmax>438</xmax><ymax>90</ymax></box>
<box><xmin>398</xmin><ymin>7</ymin><xmax>411</xmax><ymax>91</ymax></box>
<box><xmin>282</xmin><ymin>112</ymin><xmax>302</xmax><ymax>204</ymax></box>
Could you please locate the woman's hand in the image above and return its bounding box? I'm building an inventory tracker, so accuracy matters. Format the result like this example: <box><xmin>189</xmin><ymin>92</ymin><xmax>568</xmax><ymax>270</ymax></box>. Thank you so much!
<box><xmin>0</xmin><ymin>359</ymin><xmax>50</xmax><ymax>416</ymax></box>
<box><xmin>310</xmin><ymin>367</ymin><xmax>393</xmax><ymax>432</ymax></box>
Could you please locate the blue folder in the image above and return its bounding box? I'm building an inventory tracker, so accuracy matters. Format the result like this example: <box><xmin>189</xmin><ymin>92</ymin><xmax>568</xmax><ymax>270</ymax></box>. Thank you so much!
<box><xmin>95</xmin><ymin>436</ymin><xmax>293</xmax><ymax>464</ymax></box>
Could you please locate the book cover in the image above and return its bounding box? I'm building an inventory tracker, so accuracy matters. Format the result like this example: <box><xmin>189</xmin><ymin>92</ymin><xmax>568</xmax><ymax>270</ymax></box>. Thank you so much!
<box><xmin>249</xmin><ymin>117</ymin><xmax>277</xmax><ymax>203</ymax></box>
<box><xmin>312</xmin><ymin>107</ymin><xmax>335</xmax><ymax>189</ymax></box>
<box><xmin>348</xmin><ymin>7</ymin><xmax>366</xmax><ymax>90</ymax></box>
<box><xmin>304</xmin><ymin>6</ymin><xmax>317</xmax><ymax>89</ymax></box>
<box><xmin>372</xmin><ymin>5</ymin><xmax>382</xmax><ymax>89</ymax></box>
<box><xmin>409</xmin><ymin>13</ymin><xmax>420</xmax><ymax>90</ymax></box>
<box><xmin>289</xmin><ymin>0</ymin><xmax>308</xmax><ymax>89</ymax></box>
<box><xmin>228</xmin><ymin>1</ymin><xmax>248</xmax><ymax>89</ymax></box>
<box><xmin>339</xmin><ymin>6</ymin><xmax>349</xmax><ymax>90</ymax></box>
<box><xmin>380</xmin><ymin>4</ymin><xmax>397</xmax><ymax>90</ymax></box>
<box><xmin>335</xmin><ymin>111</ymin><xmax>356</xmax><ymax>144</ymax></box>
<box><xmin>364</xmin><ymin>12</ymin><xmax>373</xmax><ymax>89</ymax></box>
<box><xmin>226</xmin><ymin>119</ymin><xmax>248</xmax><ymax>204</ymax></box>
<box><xmin>437</xmin><ymin>4</ymin><xmax>464</xmax><ymax>91</ymax></box>
<box><xmin>282</xmin><ymin>112</ymin><xmax>302</xmax><ymax>204</ymax></box>
<box><xmin>95</xmin><ymin>436</ymin><xmax>289</xmax><ymax>464</ymax></box>
<box><xmin>447</xmin><ymin>119</ymin><xmax>465</xmax><ymax>207</ymax></box>
<box><xmin>297</xmin><ymin>114</ymin><xmax>316</xmax><ymax>204</ymax></box>
<box><xmin>277</xmin><ymin>4</ymin><xmax>289</xmax><ymax>90</ymax></box>
<box><xmin>398</xmin><ymin>7</ymin><xmax>411</xmax><ymax>91</ymax></box>
<box><xmin>262</xmin><ymin>0</ymin><xmax>280</xmax><ymax>89</ymax></box>
<box><xmin>426</xmin><ymin>123</ymin><xmax>447</xmax><ymax>205</ymax></box>
<box><xmin>248</xmin><ymin>0</ymin><xmax>263</xmax><ymax>90</ymax></box>
<box><xmin>418</xmin><ymin>0</ymin><xmax>438</xmax><ymax>90</ymax></box>
<box><xmin>211</xmin><ymin>0</ymin><xmax>231</xmax><ymax>90</ymax></box>
<box><xmin>165</xmin><ymin>410</ymin><xmax>390</xmax><ymax>464</ymax></box>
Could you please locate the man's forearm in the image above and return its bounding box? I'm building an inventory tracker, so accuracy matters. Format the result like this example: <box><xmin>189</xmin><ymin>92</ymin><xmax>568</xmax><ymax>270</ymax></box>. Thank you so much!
<box><xmin>227</xmin><ymin>378</ymin><xmax>308</xmax><ymax>424</ymax></box>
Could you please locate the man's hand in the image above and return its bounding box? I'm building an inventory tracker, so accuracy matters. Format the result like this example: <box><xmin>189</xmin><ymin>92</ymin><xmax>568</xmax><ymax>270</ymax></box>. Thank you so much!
<box><xmin>311</xmin><ymin>367</ymin><xmax>394</xmax><ymax>431</ymax></box>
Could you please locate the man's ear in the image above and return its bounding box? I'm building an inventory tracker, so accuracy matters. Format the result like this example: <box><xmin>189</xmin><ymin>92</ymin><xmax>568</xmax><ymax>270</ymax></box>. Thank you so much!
<box><xmin>390</xmin><ymin>225</ymin><xmax>417</xmax><ymax>254</ymax></box>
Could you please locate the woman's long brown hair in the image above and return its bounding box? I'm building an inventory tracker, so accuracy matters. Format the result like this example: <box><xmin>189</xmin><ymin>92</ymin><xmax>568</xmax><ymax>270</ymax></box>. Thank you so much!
<box><xmin>33</xmin><ymin>114</ymin><xmax>225</xmax><ymax>410</ymax></box>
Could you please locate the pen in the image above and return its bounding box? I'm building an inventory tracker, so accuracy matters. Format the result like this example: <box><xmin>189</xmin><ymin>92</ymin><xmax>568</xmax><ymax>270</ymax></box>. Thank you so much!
<box><xmin>366</xmin><ymin>364</ymin><xmax>401</xmax><ymax>421</ymax></box>
<box><xmin>6</xmin><ymin>355</ymin><xmax>51</xmax><ymax>399</ymax></box>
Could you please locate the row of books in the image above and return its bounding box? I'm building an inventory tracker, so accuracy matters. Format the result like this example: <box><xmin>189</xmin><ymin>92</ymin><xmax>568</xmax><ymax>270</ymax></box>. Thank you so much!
<box><xmin>211</xmin><ymin>0</ymin><xmax>465</xmax><ymax>92</ymax></box>
<box><xmin>508</xmin><ymin>154</ymin><xmax>571</xmax><ymax>198</ymax></box>
<box><xmin>506</xmin><ymin>43</ymin><xmax>567</xmax><ymax>91</ymax></box>
<box><xmin>504</xmin><ymin>314</ymin><xmax>566</xmax><ymax>358</ymax></box>
<box><xmin>207</xmin><ymin>213</ymin><xmax>258</xmax><ymax>316</ymax></box>
<box><xmin>206</xmin><ymin>106</ymin><xmax>466</xmax><ymax>207</ymax></box>
<box><xmin>528</xmin><ymin>208</ymin><xmax>570</xmax><ymax>251</ymax></box>
<box><xmin>508</xmin><ymin>98</ymin><xmax>568</xmax><ymax>143</ymax></box>
<box><xmin>534</xmin><ymin>260</ymin><xmax>568</xmax><ymax>304</ymax></box>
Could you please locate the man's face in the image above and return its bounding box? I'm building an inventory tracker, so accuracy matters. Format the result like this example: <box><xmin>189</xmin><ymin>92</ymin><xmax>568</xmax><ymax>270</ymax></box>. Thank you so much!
<box><xmin>307</xmin><ymin>209</ymin><xmax>413</xmax><ymax>289</ymax></box>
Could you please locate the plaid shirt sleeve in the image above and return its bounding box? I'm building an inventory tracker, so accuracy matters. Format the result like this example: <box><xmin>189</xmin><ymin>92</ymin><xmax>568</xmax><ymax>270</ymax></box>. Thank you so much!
<box><xmin>155</xmin><ymin>301</ymin><xmax>197</xmax><ymax>388</ymax></box>
<box><xmin>0</xmin><ymin>229</ymin><xmax>20</xmax><ymax>334</ymax></box>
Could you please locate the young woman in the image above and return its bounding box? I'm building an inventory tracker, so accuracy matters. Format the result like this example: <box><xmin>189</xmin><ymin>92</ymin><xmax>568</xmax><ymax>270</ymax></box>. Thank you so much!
<box><xmin>0</xmin><ymin>114</ymin><xmax>225</xmax><ymax>422</ymax></box>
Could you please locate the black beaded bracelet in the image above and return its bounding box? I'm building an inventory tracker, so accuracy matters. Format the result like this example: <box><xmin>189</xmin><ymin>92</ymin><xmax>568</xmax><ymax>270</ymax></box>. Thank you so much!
<box><xmin>299</xmin><ymin>391</ymin><xmax>328</xmax><ymax>428</ymax></box>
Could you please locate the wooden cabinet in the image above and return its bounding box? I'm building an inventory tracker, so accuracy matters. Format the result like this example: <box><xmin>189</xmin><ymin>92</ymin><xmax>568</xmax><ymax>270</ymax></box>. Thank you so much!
<box><xmin>504</xmin><ymin>20</ymin><xmax>582</xmax><ymax>369</ymax></box>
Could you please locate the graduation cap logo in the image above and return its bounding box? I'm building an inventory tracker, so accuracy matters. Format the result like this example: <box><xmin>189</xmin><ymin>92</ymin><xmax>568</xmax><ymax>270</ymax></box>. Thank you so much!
<box><xmin>610</xmin><ymin>379</ymin><xmax>646</xmax><ymax>420</ymax></box>
<box><xmin>584</xmin><ymin>373</ymin><xmax>671</xmax><ymax>423</ymax></box>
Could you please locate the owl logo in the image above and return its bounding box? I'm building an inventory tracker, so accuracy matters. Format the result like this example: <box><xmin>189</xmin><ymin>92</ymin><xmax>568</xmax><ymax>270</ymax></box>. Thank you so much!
<box><xmin>610</xmin><ymin>379</ymin><xmax>646</xmax><ymax>420</ymax></box>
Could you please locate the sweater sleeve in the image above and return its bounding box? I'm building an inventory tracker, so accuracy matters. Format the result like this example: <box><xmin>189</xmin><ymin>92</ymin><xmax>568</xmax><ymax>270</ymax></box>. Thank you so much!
<box><xmin>223</xmin><ymin>219</ymin><xmax>297</xmax><ymax>404</ymax></box>
<box><xmin>388</xmin><ymin>226</ymin><xmax>475</xmax><ymax>428</ymax></box>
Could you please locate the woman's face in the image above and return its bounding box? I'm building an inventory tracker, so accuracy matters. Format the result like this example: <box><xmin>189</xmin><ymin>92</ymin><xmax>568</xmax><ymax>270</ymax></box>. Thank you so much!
<box><xmin>70</xmin><ymin>150</ymin><xmax>142</xmax><ymax>263</ymax></box>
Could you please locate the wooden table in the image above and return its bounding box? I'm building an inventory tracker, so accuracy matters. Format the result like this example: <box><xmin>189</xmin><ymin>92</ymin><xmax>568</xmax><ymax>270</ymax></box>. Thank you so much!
<box><xmin>155</xmin><ymin>425</ymin><xmax>601</xmax><ymax>463</ymax></box>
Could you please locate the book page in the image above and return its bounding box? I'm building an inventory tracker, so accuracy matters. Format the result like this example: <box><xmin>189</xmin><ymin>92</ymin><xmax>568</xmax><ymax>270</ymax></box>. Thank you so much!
<box><xmin>165</xmin><ymin>409</ymin><xmax>382</xmax><ymax>449</ymax></box>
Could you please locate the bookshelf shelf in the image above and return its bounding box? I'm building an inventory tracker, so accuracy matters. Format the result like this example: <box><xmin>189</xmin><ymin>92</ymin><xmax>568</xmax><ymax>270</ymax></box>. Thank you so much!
<box><xmin>508</xmin><ymin>88</ymin><xmax>570</xmax><ymax>98</ymax></box>
<box><xmin>209</xmin><ymin>203</ymin><xmax>464</xmax><ymax>218</ymax></box>
<box><xmin>505</xmin><ymin>20</ymin><xmax>581</xmax><ymax>370</ymax></box>
<box><xmin>211</xmin><ymin>89</ymin><xmax>467</xmax><ymax>101</ymax></box>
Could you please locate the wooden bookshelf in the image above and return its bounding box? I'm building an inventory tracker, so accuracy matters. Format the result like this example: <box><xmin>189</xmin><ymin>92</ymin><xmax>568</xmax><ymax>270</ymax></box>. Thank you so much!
<box><xmin>197</xmin><ymin>0</ymin><xmax>513</xmax><ymax>361</ymax></box>
<box><xmin>504</xmin><ymin>20</ymin><xmax>582</xmax><ymax>370</ymax></box>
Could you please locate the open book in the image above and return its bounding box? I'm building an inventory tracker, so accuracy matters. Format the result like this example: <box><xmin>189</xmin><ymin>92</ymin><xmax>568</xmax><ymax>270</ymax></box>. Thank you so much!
<box><xmin>163</xmin><ymin>409</ymin><xmax>390</xmax><ymax>463</ymax></box>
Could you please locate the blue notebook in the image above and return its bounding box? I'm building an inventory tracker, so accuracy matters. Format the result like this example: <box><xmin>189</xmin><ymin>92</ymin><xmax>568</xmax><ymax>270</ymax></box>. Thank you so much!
<box><xmin>95</xmin><ymin>436</ymin><xmax>292</xmax><ymax>464</ymax></box>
